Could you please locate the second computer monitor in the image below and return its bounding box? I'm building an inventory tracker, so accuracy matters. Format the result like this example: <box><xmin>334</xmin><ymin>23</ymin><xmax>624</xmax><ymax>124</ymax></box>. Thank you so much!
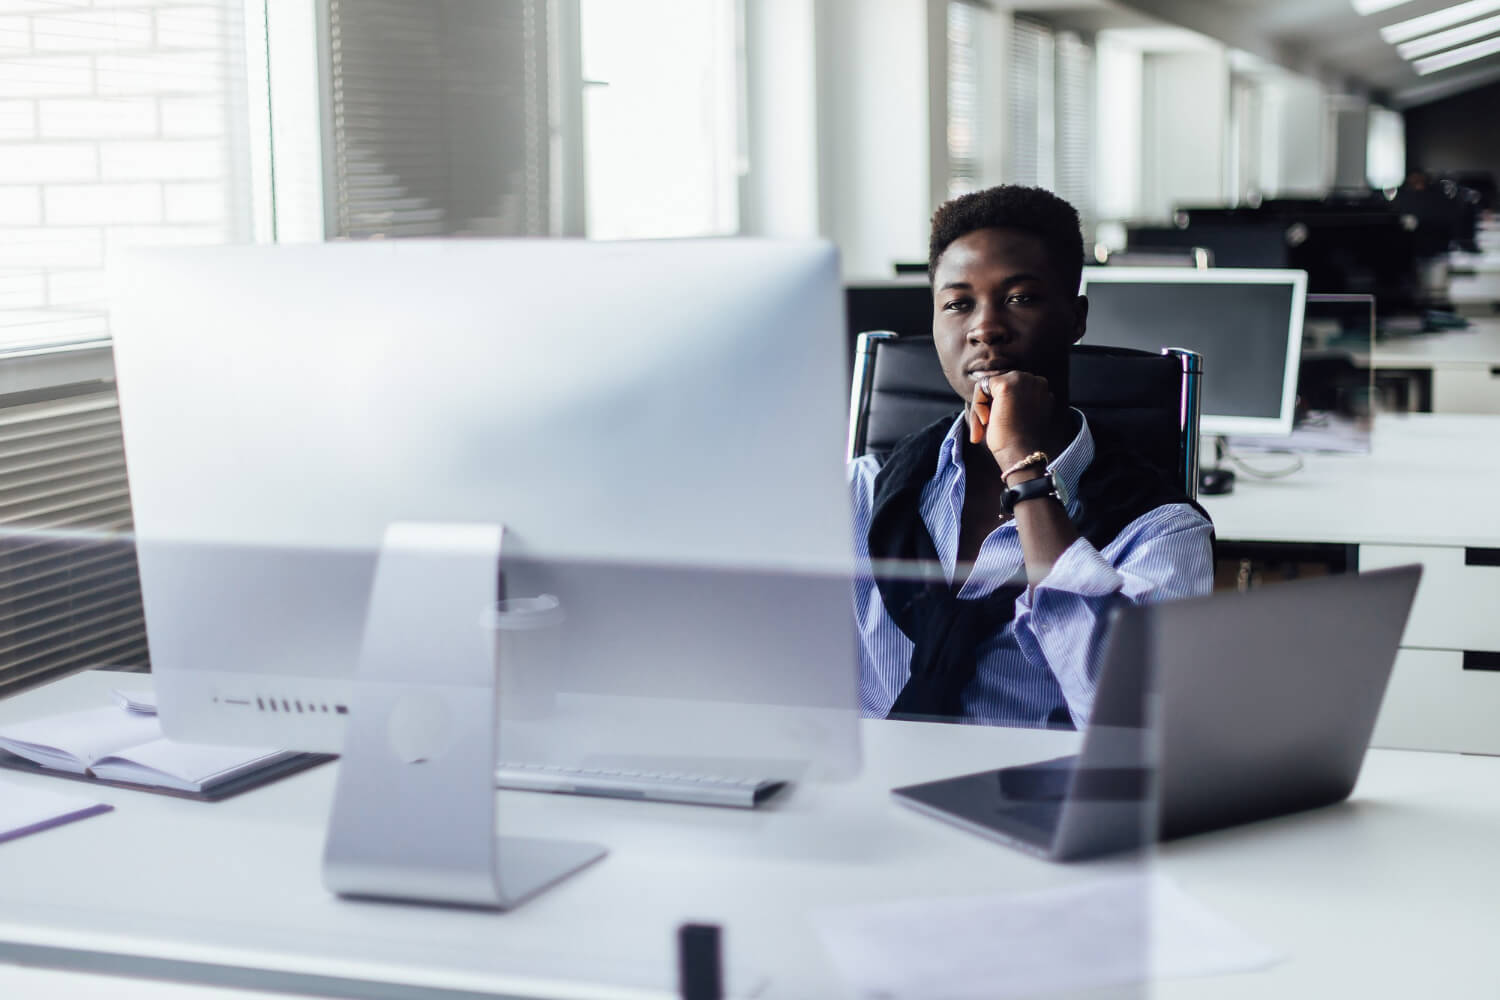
<box><xmin>1080</xmin><ymin>267</ymin><xmax>1308</xmax><ymax>437</ymax></box>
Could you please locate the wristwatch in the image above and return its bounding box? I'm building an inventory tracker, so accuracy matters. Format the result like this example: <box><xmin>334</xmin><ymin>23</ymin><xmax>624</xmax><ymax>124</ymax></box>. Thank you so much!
<box><xmin>999</xmin><ymin>473</ymin><xmax>1059</xmax><ymax>517</ymax></box>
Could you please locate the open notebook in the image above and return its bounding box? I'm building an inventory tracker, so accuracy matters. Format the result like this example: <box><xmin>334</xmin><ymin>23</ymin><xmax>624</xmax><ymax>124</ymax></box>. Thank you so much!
<box><xmin>0</xmin><ymin>694</ymin><xmax>332</xmax><ymax>801</ymax></box>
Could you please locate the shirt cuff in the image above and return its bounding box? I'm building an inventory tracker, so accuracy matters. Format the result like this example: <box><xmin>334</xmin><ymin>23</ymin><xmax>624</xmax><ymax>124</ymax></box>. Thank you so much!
<box><xmin>1016</xmin><ymin>536</ymin><xmax>1125</xmax><ymax>609</ymax></box>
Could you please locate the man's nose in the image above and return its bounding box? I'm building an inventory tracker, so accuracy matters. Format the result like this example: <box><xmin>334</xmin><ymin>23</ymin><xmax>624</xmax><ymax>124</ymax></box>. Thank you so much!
<box><xmin>966</xmin><ymin>304</ymin><xmax>1013</xmax><ymax>345</ymax></box>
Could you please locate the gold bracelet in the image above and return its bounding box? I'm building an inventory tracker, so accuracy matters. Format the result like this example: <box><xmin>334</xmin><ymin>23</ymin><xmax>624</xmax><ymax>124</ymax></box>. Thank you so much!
<box><xmin>1000</xmin><ymin>451</ymin><xmax>1049</xmax><ymax>485</ymax></box>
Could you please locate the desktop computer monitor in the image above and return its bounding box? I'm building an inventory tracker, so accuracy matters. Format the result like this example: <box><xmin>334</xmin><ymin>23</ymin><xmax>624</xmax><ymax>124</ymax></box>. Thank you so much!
<box><xmin>844</xmin><ymin>279</ymin><xmax>932</xmax><ymax>368</ymax></box>
<box><xmin>108</xmin><ymin>239</ymin><xmax>862</xmax><ymax>784</ymax></box>
<box><xmin>1079</xmin><ymin>267</ymin><xmax>1308</xmax><ymax>437</ymax></box>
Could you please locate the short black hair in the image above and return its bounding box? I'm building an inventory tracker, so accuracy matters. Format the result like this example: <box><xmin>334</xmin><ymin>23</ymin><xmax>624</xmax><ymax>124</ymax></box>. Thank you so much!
<box><xmin>927</xmin><ymin>185</ymin><xmax>1084</xmax><ymax>292</ymax></box>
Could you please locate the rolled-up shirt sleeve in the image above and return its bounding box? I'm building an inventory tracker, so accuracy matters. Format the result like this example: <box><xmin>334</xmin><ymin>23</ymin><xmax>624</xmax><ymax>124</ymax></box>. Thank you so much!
<box><xmin>1010</xmin><ymin>503</ymin><xmax>1215</xmax><ymax>728</ymax></box>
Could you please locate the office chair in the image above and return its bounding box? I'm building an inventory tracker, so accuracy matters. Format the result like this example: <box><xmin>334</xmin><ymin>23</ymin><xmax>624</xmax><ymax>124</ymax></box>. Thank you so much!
<box><xmin>847</xmin><ymin>332</ymin><xmax>1203</xmax><ymax>500</ymax></box>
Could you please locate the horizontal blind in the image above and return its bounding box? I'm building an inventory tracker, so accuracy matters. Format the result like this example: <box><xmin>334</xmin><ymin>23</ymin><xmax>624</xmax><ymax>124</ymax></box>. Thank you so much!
<box><xmin>947</xmin><ymin>1</ymin><xmax>981</xmax><ymax>198</ymax></box>
<box><xmin>0</xmin><ymin>382</ymin><xmax>148</xmax><ymax>698</ymax></box>
<box><xmin>1006</xmin><ymin>17</ymin><xmax>1054</xmax><ymax>188</ymax></box>
<box><xmin>325</xmin><ymin>0</ymin><xmax>549</xmax><ymax>238</ymax></box>
<box><xmin>1054</xmin><ymin>30</ymin><xmax>1095</xmax><ymax>233</ymax></box>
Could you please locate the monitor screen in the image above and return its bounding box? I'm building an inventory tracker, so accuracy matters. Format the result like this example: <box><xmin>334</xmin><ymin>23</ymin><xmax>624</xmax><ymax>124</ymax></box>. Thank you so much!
<box><xmin>844</xmin><ymin>279</ymin><xmax>932</xmax><ymax>367</ymax></box>
<box><xmin>1079</xmin><ymin>267</ymin><xmax>1307</xmax><ymax>437</ymax></box>
<box><xmin>109</xmin><ymin>239</ymin><xmax>862</xmax><ymax>781</ymax></box>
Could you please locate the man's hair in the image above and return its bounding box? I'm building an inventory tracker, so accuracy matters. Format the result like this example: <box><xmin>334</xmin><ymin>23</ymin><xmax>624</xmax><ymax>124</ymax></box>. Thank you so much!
<box><xmin>927</xmin><ymin>185</ymin><xmax>1084</xmax><ymax>291</ymax></box>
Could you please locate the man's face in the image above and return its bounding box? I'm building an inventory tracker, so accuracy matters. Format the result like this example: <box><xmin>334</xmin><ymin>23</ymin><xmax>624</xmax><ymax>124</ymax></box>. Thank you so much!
<box><xmin>930</xmin><ymin>227</ymin><xmax>1087</xmax><ymax>402</ymax></box>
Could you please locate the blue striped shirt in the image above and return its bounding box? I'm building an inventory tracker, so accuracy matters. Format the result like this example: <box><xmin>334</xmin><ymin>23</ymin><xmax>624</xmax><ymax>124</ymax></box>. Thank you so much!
<box><xmin>849</xmin><ymin>411</ymin><xmax>1214</xmax><ymax>728</ymax></box>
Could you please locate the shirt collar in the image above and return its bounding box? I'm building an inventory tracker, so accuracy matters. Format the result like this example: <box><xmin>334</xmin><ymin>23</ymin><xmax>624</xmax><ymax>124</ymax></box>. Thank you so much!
<box><xmin>936</xmin><ymin>408</ymin><xmax>1094</xmax><ymax>514</ymax></box>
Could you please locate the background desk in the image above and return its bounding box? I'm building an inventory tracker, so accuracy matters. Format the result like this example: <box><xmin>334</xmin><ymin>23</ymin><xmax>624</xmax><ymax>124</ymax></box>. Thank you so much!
<box><xmin>1200</xmin><ymin>413</ymin><xmax>1500</xmax><ymax>754</ymax></box>
<box><xmin>2</xmin><ymin>671</ymin><xmax>1499</xmax><ymax>999</ymax></box>
<box><xmin>1357</xmin><ymin>316</ymin><xmax>1500</xmax><ymax>414</ymax></box>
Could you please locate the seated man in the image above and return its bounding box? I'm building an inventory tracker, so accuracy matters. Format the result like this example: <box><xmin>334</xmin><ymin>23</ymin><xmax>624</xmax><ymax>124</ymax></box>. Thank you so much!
<box><xmin>850</xmin><ymin>184</ymin><xmax>1214</xmax><ymax>727</ymax></box>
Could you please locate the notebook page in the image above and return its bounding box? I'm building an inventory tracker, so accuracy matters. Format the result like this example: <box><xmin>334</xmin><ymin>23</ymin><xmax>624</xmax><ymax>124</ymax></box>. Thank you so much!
<box><xmin>89</xmin><ymin>739</ymin><xmax>295</xmax><ymax>793</ymax></box>
<box><xmin>0</xmin><ymin>707</ymin><xmax>162</xmax><ymax>772</ymax></box>
<box><xmin>0</xmin><ymin>779</ymin><xmax>113</xmax><ymax>844</ymax></box>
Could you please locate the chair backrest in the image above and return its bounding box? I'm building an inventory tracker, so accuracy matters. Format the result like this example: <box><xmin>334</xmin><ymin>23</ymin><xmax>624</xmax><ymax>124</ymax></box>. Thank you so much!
<box><xmin>847</xmin><ymin>332</ymin><xmax>1202</xmax><ymax>500</ymax></box>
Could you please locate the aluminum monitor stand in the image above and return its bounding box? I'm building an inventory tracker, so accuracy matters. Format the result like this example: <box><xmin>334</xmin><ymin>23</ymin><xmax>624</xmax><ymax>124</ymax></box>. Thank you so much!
<box><xmin>323</xmin><ymin>522</ymin><xmax>606</xmax><ymax>908</ymax></box>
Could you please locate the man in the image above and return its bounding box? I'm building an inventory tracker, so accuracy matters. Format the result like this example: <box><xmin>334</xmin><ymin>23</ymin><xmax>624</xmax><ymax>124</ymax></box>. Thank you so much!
<box><xmin>849</xmin><ymin>185</ymin><xmax>1214</xmax><ymax>727</ymax></box>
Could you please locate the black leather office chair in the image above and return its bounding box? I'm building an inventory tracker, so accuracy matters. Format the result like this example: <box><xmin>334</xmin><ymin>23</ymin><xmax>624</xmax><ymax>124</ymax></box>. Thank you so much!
<box><xmin>847</xmin><ymin>332</ymin><xmax>1203</xmax><ymax>500</ymax></box>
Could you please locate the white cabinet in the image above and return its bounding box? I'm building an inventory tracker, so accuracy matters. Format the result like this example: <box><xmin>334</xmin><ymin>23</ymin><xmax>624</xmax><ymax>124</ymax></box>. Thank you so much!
<box><xmin>1361</xmin><ymin>543</ymin><xmax>1500</xmax><ymax>753</ymax></box>
<box><xmin>1431</xmin><ymin>365</ymin><xmax>1500</xmax><ymax>415</ymax></box>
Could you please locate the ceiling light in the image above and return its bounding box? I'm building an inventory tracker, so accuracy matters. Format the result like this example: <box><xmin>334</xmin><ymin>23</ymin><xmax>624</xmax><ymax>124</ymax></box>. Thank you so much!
<box><xmin>1397</xmin><ymin>12</ymin><xmax>1500</xmax><ymax>57</ymax></box>
<box><xmin>1351</xmin><ymin>0</ymin><xmax>1416</xmax><ymax>14</ymax></box>
<box><xmin>1381</xmin><ymin>0</ymin><xmax>1500</xmax><ymax>44</ymax></box>
<box><xmin>1412</xmin><ymin>31</ymin><xmax>1500</xmax><ymax>71</ymax></box>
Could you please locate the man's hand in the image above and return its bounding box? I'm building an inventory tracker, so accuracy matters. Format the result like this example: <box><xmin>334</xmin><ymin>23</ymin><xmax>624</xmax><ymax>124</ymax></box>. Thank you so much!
<box><xmin>974</xmin><ymin>372</ymin><xmax>1056</xmax><ymax>477</ymax></box>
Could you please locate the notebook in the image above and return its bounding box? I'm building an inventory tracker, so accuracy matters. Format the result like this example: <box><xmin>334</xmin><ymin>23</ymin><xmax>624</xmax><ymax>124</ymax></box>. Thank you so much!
<box><xmin>0</xmin><ymin>696</ymin><xmax>333</xmax><ymax>801</ymax></box>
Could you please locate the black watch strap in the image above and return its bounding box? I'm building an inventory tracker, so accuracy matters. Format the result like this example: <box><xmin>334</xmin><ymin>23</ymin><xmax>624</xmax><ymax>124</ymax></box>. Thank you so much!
<box><xmin>1000</xmin><ymin>473</ymin><xmax>1058</xmax><ymax>517</ymax></box>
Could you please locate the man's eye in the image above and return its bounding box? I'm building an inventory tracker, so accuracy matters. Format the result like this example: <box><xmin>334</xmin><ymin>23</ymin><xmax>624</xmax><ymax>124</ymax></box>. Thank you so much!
<box><xmin>1007</xmin><ymin>293</ymin><xmax>1039</xmax><ymax>305</ymax></box>
<box><xmin>943</xmin><ymin>299</ymin><xmax>971</xmax><ymax>312</ymax></box>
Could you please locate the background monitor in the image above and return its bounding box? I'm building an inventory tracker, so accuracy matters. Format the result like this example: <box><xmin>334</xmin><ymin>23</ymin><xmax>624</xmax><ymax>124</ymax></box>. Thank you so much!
<box><xmin>109</xmin><ymin>239</ymin><xmax>862</xmax><ymax>781</ymax></box>
<box><xmin>1079</xmin><ymin>267</ymin><xmax>1307</xmax><ymax>437</ymax></box>
<box><xmin>844</xmin><ymin>279</ymin><xmax>932</xmax><ymax>367</ymax></box>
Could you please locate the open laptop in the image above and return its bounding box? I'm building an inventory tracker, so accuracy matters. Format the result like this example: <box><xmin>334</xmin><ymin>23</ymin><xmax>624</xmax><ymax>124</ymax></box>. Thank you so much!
<box><xmin>892</xmin><ymin>565</ymin><xmax>1422</xmax><ymax>860</ymax></box>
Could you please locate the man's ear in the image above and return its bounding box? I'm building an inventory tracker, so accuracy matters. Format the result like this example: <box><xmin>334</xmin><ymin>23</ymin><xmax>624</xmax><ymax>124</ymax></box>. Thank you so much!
<box><xmin>1071</xmin><ymin>294</ymin><xmax>1088</xmax><ymax>345</ymax></box>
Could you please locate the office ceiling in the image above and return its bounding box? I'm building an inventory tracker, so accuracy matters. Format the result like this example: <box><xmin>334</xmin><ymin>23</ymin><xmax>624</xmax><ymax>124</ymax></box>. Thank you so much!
<box><xmin>1043</xmin><ymin>0</ymin><xmax>1500</xmax><ymax>106</ymax></box>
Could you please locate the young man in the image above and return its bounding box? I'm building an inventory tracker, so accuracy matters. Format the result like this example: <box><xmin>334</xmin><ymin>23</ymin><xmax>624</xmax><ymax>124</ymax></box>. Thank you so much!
<box><xmin>849</xmin><ymin>185</ymin><xmax>1214</xmax><ymax>727</ymax></box>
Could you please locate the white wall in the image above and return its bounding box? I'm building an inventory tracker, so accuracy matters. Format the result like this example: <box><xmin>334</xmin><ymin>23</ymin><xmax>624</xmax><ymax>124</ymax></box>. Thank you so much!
<box><xmin>1259</xmin><ymin>73</ymin><xmax>1328</xmax><ymax>196</ymax></box>
<box><xmin>741</xmin><ymin>0</ymin><xmax>820</xmax><ymax>239</ymax></box>
<box><xmin>813</xmin><ymin>0</ymin><xmax>933</xmax><ymax>278</ymax></box>
<box><xmin>0</xmin><ymin>0</ymin><xmax>252</xmax><ymax>348</ymax></box>
<box><xmin>1095</xmin><ymin>33</ymin><xmax>1144</xmax><ymax>223</ymax></box>
<box><xmin>1141</xmin><ymin>49</ymin><xmax>1230</xmax><ymax>219</ymax></box>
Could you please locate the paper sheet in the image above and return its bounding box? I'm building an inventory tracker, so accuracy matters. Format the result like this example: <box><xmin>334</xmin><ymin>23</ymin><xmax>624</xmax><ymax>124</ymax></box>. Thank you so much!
<box><xmin>0</xmin><ymin>779</ymin><xmax>112</xmax><ymax>845</ymax></box>
<box><xmin>813</xmin><ymin>874</ymin><xmax>1281</xmax><ymax>1000</ymax></box>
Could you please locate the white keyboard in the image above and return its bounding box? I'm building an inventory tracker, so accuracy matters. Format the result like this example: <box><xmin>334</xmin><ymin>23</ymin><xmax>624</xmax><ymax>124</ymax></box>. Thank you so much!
<box><xmin>495</xmin><ymin>761</ymin><xmax>787</xmax><ymax>809</ymax></box>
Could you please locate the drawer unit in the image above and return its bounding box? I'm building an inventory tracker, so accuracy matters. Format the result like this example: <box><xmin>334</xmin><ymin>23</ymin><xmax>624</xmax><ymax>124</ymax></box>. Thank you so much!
<box><xmin>1430</xmin><ymin>365</ymin><xmax>1500</xmax><ymax>415</ymax></box>
<box><xmin>1358</xmin><ymin>543</ymin><xmax>1500</xmax><ymax>654</ymax></box>
<box><xmin>1371</xmin><ymin>648</ymin><xmax>1500</xmax><ymax>754</ymax></box>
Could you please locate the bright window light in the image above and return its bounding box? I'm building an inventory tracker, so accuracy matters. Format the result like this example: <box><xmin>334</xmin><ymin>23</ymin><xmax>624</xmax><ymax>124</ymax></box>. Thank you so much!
<box><xmin>1412</xmin><ymin>31</ymin><xmax>1500</xmax><ymax>71</ymax></box>
<box><xmin>1351</xmin><ymin>0</ymin><xmax>1416</xmax><ymax>15</ymax></box>
<box><xmin>1397</xmin><ymin>12</ymin><xmax>1500</xmax><ymax>57</ymax></box>
<box><xmin>1381</xmin><ymin>0</ymin><xmax>1500</xmax><ymax>44</ymax></box>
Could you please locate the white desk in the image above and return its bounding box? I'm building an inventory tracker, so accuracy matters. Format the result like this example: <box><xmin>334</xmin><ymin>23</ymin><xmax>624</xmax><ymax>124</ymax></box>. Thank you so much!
<box><xmin>1360</xmin><ymin>316</ymin><xmax>1500</xmax><ymax>414</ymax></box>
<box><xmin>3</xmin><ymin>671</ymin><xmax>1500</xmax><ymax>999</ymax></box>
<box><xmin>1200</xmin><ymin>412</ymin><xmax>1500</xmax><ymax>754</ymax></box>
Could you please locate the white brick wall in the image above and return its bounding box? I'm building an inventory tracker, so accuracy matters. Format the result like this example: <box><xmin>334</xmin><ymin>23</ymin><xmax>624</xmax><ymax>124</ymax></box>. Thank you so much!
<box><xmin>40</xmin><ymin>97</ymin><xmax>157</xmax><ymax>138</ymax></box>
<box><xmin>0</xmin><ymin>0</ymin><xmax>249</xmax><ymax>350</ymax></box>
<box><xmin>45</xmin><ymin>181</ymin><xmax>161</xmax><ymax>225</ymax></box>
<box><xmin>0</xmin><ymin>184</ymin><xmax>39</xmax><ymax>224</ymax></box>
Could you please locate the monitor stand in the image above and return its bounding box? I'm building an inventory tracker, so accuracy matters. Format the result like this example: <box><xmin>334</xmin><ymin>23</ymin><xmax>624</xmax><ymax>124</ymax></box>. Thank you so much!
<box><xmin>322</xmin><ymin>522</ymin><xmax>606</xmax><ymax>908</ymax></box>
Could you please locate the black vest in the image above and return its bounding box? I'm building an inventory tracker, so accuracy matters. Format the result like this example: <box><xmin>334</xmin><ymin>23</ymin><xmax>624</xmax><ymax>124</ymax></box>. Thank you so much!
<box><xmin>868</xmin><ymin>412</ymin><xmax>1211</xmax><ymax>724</ymax></box>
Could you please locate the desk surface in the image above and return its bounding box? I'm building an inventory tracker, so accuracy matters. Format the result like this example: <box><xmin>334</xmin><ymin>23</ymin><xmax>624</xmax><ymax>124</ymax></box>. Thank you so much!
<box><xmin>2</xmin><ymin>671</ymin><xmax>1499</xmax><ymax>999</ymax></box>
<box><xmin>1199</xmin><ymin>412</ymin><xmax>1500</xmax><ymax>548</ymax></box>
<box><xmin>1363</xmin><ymin>315</ymin><xmax>1500</xmax><ymax>369</ymax></box>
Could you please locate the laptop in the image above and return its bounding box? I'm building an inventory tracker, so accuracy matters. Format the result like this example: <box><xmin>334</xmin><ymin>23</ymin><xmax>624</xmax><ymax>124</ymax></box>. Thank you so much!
<box><xmin>892</xmin><ymin>565</ymin><xmax>1422</xmax><ymax>860</ymax></box>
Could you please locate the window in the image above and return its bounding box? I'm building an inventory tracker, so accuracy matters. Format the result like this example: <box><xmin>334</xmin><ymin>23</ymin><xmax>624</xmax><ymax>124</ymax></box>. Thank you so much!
<box><xmin>947</xmin><ymin>1</ymin><xmax>980</xmax><ymax>198</ymax></box>
<box><xmin>320</xmin><ymin>0</ymin><xmax>550</xmax><ymax>239</ymax></box>
<box><xmin>0</xmin><ymin>0</ymin><xmax>254</xmax><ymax>350</ymax></box>
<box><xmin>578</xmin><ymin>0</ymin><xmax>740</xmax><ymax>239</ymax></box>
<box><xmin>0</xmin><ymin>0</ymin><xmax>258</xmax><ymax>692</ymax></box>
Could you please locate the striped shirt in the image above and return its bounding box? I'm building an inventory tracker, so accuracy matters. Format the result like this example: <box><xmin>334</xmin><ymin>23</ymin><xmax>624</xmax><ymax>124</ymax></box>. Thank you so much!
<box><xmin>848</xmin><ymin>411</ymin><xmax>1214</xmax><ymax>728</ymax></box>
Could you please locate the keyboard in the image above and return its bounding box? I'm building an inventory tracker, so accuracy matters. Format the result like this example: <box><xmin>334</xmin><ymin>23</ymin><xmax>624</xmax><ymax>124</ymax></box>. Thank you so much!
<box><xmin>495</xmin><ymin>761</ymin><xmax>787</xmax><ymax>809</ymax></box>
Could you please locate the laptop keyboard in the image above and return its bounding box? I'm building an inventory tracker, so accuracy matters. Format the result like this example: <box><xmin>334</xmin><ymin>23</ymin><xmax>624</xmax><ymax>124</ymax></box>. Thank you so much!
<box><xmin>495</xmin><ymin>761</ymin><xmax>787</xmax><ymax>809</ymax></box>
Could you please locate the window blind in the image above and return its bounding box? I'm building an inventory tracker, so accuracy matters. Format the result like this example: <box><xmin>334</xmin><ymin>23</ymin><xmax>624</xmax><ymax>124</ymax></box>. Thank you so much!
<box><xmin>323</xmin><ymin>0</ymin><xmax>550</xmax><ymax>238</ymax></box>
<box><xmin>0</xmin><ymin>370</ymin><xmax>148</xmax><ymax>698</ymax></box>
<box><xmin>1006</xmin><ymin>17</ymin><xmax>1053</xmax><ymax>188</ymax></box>
<box><xmin>947</xmin><ymin>1</ymin><xmax>981</xmax><ymax>198</ymax></box>
<box><xmin>1054</xmin><ymin>30</ymin><xmax>1095</xmax><ymax>232</ymax></box>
